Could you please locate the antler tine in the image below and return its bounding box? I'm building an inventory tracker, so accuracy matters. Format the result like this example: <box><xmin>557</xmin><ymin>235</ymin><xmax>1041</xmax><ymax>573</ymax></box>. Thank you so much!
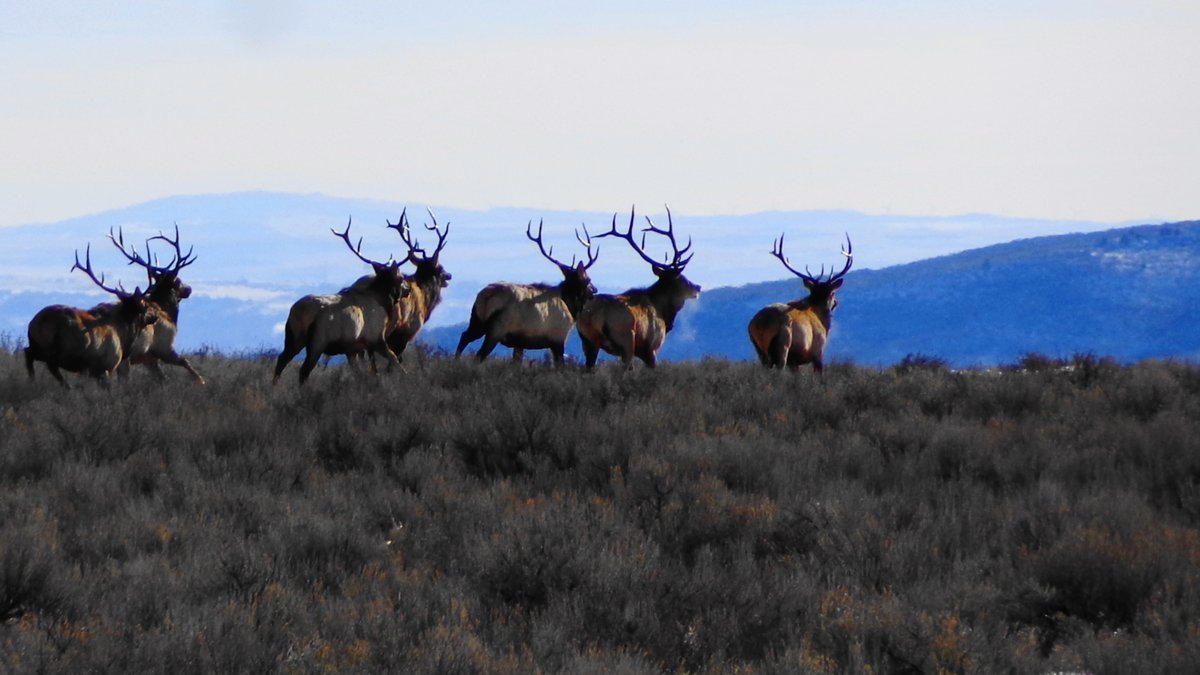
<box><xmin>422</xmin><ymin>207</ymin><xmax>450</xmax><ymax>258</ymax></box>
<box><xmin>108</xmin><ymin>227</ymin><xmax>152</xmax><ymax>268</ymax></box>
<box><xmin>640</xmin><ymin>205</ymin><xmax>693</xmax><ymax>269</ymax></box>
<box><xmin>596</xmin><ymin>206</ymin><xmax>669</xmax><ymax>268</ymax></box>
<box><xmin>829</xmin><ymin>233</ymin><xmax>854</xmax><ymax>282</ymax></box>
<box><xmin>385</xmin><ymin>207</ymin><xmax>409</xmax><ymax>237</ymax></box>
<box><xmin>526</xmin><ymin>219</ymin><xmax>565</xmax><ymax>268</ymax></box>
<box><xmin>72</xmin><ymin>244</ymin><xmax>130</xmax><ymax>297</ymax></box>
<box><xmin>147</xmin><ymin>222</ymin><xmax>197</xmax><ymax>273</ymax></box>
<box><xmin>332</xmin><ymin>216</ymin><xmax>393</xmax><ymax>269</ymax></box>
<box><xmin>574</xmin><ymin>222</ymin><xmax>599</xmax><ymax>269</ymax></box>
<box><xmin>771</xmin><ymin>234</ymin><xmax>816</xmax><ymax>282</ymax></box>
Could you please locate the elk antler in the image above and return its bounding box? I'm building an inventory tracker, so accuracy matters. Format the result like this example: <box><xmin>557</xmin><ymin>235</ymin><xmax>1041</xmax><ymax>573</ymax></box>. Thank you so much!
<box><xmin>109</xmin><ymin>224</ymin><xmax>196</xmax><ymax>280</ymax></box>
<box><xmin>771</xmin><ymin>233</ymin><xmax>853</xmax><ymax>284</ymax></box>
<box><xmin>72</xmin><ymin>245</ymin><xmax>133</xmax><ymax>298</ymax></box>
<box><xmin>391</xmin><ymin>207</ymin><xmax>450</xmax><ymax>263</ymax></box>
<box><xmin>332</xmin><ymin>217</ymin><xmax>396</xmax><ymax>268</ymax></box>
<box><xmin>596</xmin><ymin>205</ymin><xmax>692</xmax><ymax>271</ymax></box>
<box><xmin>527</xmin><ymin>220</ymin><xmax>600</xmax><ymax>270</ymax></box>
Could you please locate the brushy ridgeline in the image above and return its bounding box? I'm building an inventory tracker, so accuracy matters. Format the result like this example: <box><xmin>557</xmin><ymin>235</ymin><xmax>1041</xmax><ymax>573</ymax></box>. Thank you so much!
<box><xmin>2</xmin><ymin>346</ymin><xmax>1200</xmax><ymax>674</ymax></box>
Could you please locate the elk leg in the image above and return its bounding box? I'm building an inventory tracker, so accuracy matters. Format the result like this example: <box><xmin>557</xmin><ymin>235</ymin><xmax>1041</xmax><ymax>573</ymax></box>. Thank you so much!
<box><xmin>455</xmin><ymin>314</ymin><xmax>487</xmax><ymax>357</ymax></box>
<box><xmin>157</xmin><ymin>351</ymin><xmax>205</xmax><ymax>384</ymax></box>
<box><xmin>24</xmin><ymin>349</ymin><xmax>36</xmax><ymax>380</ymax></box>
<box><xmin>46</xmin><ymin>363</ymin><xmax>69</xmax><ymax>389</ymax></box>
<box><xmin>510</xmin><ymin>348</ymin><xmax>524</xmax><ymax>364</ymax></box>
<box><xmin>769</xmin><ymin>328</ymin><xmax>791</xmax><ymax>370</ymax></box>
<box><xmin>376</xmin><ymin>344</ymin><xmax>402</xmax><ymax>374</ymax></box>
<box><xmin>273</xmin><ymin>339</ymin><xmax>303</xmax><ymax>382</ymax></box>
<box><xmin>298</xmin><ymin>350</ymin><xmax>322</xmax><ymax>384</ymax></box>
<box><xmin>387</xmin><ymin>335</ymin><xmax>410</xmax><ymax>364</ymax></box>
<box><xmin>550</xmin><ymin>344</ymin><xmax>565</xmax><ymax>366</ymax></box>
<box><xmin>580</xmin><ymin>335</ymin><xmax>601</xmax><ymax>369</ymax></box>
<box><xmin>476</xmin><ymin>335</ymin><xmax>500</xmax><ymax>362</ymax></box>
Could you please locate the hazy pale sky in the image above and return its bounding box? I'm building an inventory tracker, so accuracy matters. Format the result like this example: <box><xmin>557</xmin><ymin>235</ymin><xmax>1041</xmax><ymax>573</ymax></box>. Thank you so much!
<box><xmin>2</xmin><ymin>1</ymin><xmax>1197</xmax><ymax>228</ymax></box>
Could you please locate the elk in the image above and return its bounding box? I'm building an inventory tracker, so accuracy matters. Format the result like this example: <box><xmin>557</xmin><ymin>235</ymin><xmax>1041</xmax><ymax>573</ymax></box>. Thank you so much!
<box><xmin>25</xmin><ymin>247</ymin><xmax>159</xmax><ymax>388</ymax></box>
<box><xmin>575</xmin><ymin>206</ymin><xmax>701</xmax><ymax>368</ymax></box>
<box><xmin>455</xmin><ymin>220</ymin><xmax>598</xmax><ymax>364</ymax></box>
<box><xmin>103</xmin><ymin>225</ymin><xmax>205</xmax><ymax>383</ymax></box>
<box><xmin>747</xmin><ymin>233</ymin><xmax>853</xmax><ymax>372</ymax></box>
<box><xmin>380</xmin><ymin>208</ymin><xmax>452</xmax><ymax>361</ymax></box>
<box><xmin>272</xmin><ymin>219</ymin><xmax>411</xmax><ymax>384</ymax></box>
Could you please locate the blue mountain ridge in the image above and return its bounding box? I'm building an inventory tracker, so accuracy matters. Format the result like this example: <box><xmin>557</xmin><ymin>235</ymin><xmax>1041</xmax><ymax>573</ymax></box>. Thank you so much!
<box><xmin>0</xmin><ymin>192</ymin><xmax>1193</xmax><ymax>366</ymax></box>
<box><xmin>423</xmin><ymin>219</ymin><xmax>1200</xmax><ymax>367</ymax></box>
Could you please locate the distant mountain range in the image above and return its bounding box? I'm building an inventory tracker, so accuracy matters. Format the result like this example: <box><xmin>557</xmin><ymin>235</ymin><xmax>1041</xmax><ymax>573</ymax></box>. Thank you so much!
<box><xmin>1</xmin><ymin>192</ymin><xmax>1194</xmax><ymax>366</ymax></box>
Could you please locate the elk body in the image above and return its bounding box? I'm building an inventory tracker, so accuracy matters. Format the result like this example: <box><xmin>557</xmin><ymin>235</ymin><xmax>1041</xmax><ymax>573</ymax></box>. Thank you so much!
<box><xmin>576</xmin><ymin>207</ymin><xmax>701</xmax><ymax>369</ymax></box>
<box><xmin>748</xmin><ymin>234</ymin><xmax>853</xmax><ymax>373</ymax></box>
<box><xmin>455</xmin><ymin>220</ymin><xmax>597</xmax><ymax>364</ymax></box>
<box><xmin>381</xmin><ymin>209</ymin><xmax>452</xmax><ymax>361</ymax></box>
<box><xmin>25</xmin><ymin>248</ymin><xmax>159</xmax><ymax>388</ymax></box>
<box><xmin>101</xmin><ymin>226</ymin><xmax>205</xmax><ymax>383</ymax></box>
<box><xmin>273</xmin><ymin>219</ymin><xmax>411</xmax><ymax>384</ymax></box>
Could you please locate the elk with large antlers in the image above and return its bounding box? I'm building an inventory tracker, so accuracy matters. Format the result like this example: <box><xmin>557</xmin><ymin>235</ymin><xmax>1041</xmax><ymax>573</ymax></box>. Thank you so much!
<box><xmin>273</xmin><ymin>218</ymin><xmax>411</xmax><ymax>384</ymax></box>
<box><xmin>575</xmin><ymin>206</ymin><xmax>701</xmax><ymax>368</ymax></box>
<box><xmin>455</xmin><ymin>220</ymin><xmax>598</xmax><ymax>364</ymax></box>
<box><xmin>381</xmin><ymin>208</ymin><xmax>452</xmax><ymax>361</ymax></box>
<box><xmin>748</xmin><ymin>233</ymin><xmax>853</xmax><ymax>372</ymax></box>
<box><xmin>25</xmin><ymin>247</ymin><xmax>159</xmax><ymax>388</ymax></box>
<box><xmin>100</xmin><ymin>225</ymin><xmax>205</xmax><ymax>383</ymax></box>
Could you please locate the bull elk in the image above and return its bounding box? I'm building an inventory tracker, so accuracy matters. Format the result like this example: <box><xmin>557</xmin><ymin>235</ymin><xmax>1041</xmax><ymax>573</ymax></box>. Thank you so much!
<box><xmin>381</xmin><ymin>208</ymin><xmax>452</xmax><ymax>361</ymax></box>
<box><xmin>748</xmin><ymin>233</ymin><xmax>853</xmax><ymax>372</ymax></box>
<box><xmin>273</xmin><ymin>219</ymin><xmax>411</xmax><ymax>384</ymax></box>
<box><xmin>25</xmin><ymin>247</ymin><xmax>159</xmax><ymax>388</ymax></box>
<box><xmin>455</xmin><ymin>220</ymin><xmax>598</xmax><ymax>364</ymax></box>
<box><xmin>576</xmin><ymin>206</ymin><xmax>701</xmax><ymax>369</ymax></box>
<box><xmin>103</xmin><ymin>225</ymin><xmax>205</xmax><ymax>383</ymax></box>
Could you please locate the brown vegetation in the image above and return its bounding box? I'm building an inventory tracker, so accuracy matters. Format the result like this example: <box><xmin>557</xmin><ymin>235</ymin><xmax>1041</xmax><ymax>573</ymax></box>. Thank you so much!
<box><xmin>2</xmin><ymin>345</ymin><xmax>1198</xmax><ymax>673</ymax></box>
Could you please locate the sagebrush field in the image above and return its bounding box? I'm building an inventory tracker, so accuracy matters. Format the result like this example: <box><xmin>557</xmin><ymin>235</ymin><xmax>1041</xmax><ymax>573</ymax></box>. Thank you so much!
<box><xmin>2</xmin><ymin>344</ymin><xmax>1199</xmax><ymax>674</ymax></box>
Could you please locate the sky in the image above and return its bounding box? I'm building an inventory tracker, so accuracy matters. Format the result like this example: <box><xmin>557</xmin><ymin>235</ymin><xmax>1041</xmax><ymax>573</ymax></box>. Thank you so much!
<box><xmin>2</xmin><ymin>1</ymin><xmax>1198</xmax><ymax>229</ymax></box>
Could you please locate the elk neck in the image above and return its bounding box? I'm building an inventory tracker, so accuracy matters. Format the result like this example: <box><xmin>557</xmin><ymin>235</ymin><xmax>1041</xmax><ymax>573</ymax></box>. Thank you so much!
<box><xmin>557</xmin><ymin>278</ymin><xmax>593</xmax><ymax>321</ymax></box>
<box><xmin>645</xmin><ymin>274</ymin><xmax>700</xmax><ymax>333</ymax></box>
<box><xmin>789</xmin><ymin>293</ymin><xmax>835</xmax><ymax>331</ymax></box>
<box><xmin>147</xmin><ymin>277</ymin><xmax>185</xmax><ymax>323</ymax></box>
<box><xmin>408</xmin><ymin>269</ymin><xmax>447</xmax><ymax>322</ymax></box>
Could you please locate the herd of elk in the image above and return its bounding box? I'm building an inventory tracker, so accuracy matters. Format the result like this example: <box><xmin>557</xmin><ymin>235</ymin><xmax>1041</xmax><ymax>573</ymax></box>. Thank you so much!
<box><xmin>273</xmin><ymin>219</ymin><xmax>411</xmax><ymax>385</ymax></box>
<box><xmin>25</xmin><ymin>247</ymin><xmax>159</xmax><ymax>387</ymax></box>
<box><xmin>575</xmin><ymin>206</ymin><xmax>702</xmax><ymax>369</ymax></box>
<box><xmin>456</xmin><ymin>220</ymin><xmax>598</xmax><ymax>365</ymax></box>
<box><xmin>748</xmin><ymin>233</ymin><xmax>853</xmax><ymax>373</ymax></box>
<box><xmin>23</xmin><ymin>206</ymin><xmax>859</xmax><ymax>386</ymax></box>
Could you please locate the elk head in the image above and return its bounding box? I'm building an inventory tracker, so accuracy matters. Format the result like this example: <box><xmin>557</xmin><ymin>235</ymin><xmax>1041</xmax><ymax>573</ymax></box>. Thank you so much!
<box><xmin>598</xmin><ymin>205</ymin><xmax>701</xmax><ymax>327</ymax></box>
<box><xmin>771</xmin><ymin>232</ymin><xmax>853</xmax><ymax>313</ymax></box>
<box><xmin>388</xmin><ymin>207</ymin><xmax>452</xmax><ymax>288</ymax></box>
<box><xmin>526</xmin><ymin>218</ymin><xmax>599</xmax><ymax>305</ymax></box>
<box><xmin>332</xmin><ymin>217</ymin><xmax>410</xmax><ymax>304</ymax></box>
<box><xmin>72</xmin><ymin>246</ymin><xmax>158</xmax><ymax>327</ymax></box>
<box><xmin>108</xmin><ymin>224</ymin><xmax>197</xmax><ymax>305</ymax></box>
